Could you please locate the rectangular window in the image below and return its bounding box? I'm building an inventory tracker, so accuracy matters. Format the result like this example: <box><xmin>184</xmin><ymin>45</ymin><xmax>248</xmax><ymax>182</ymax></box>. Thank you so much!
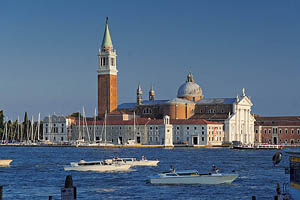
<box><xmin>202</xmin><ymin>137</ymin><xmax>204</xmax><ymax>141</ymax></box>
<box><xmin>111</xmin><ymin>58</ymin><xmax>114</xmax><ymax>66</ymax></box>
<box><xmin>268</xmin><ymin>129</ymin><xmax>271</xmax><ymax>134</ymax></box>
<box><xmin>194</xmin><ymin>127</ymin><xmax>197</xmax><ymax>130</ymax></box>
<box><xmin>202</xmin><ymin>131</ymin><xmax>204</xmax><ymax>135</ymax></box>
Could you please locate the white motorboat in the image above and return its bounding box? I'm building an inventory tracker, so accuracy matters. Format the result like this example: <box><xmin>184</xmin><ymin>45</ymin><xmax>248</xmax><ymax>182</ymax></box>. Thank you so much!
<box><xmin>105</xmin><ymin>157</ymin><xmax>159</xmax><ymax>166</ymax></box>
<box><xmin>232</xmin><ymin>144</ymin><xmax>283</xmax><ymax>150</ymax></box>
<box><xmin>64</xmin><ymin>160</ymin><xmax>131</xmax><ymax>172</ymax></box>
<box><xmin>0</xmin><ymin>160</ymin><xmax>13</xmax><ymax>166</ymax></box>
<box><xmin>148</xmin><ymin>169</ymin><xmax>239</xmax><ymax>184</ymax></box>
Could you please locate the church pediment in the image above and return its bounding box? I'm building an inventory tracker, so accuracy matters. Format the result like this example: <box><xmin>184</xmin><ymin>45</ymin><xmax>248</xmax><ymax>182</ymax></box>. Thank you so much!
<box><xmin>237</xmin><ymin>96</ymin><xmax>253</xmax><ymax>106</ymax></box>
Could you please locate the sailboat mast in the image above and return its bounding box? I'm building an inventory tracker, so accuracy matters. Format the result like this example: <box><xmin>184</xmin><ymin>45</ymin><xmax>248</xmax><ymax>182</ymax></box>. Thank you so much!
<box><xmin>5</xmin><ymin>118</ymin><xmax>8</xmax><ymax>142</ymax></box>
<box><xmin>78</xmin><ymin>111</ymin><xmax>81</xmax><ymax>140</ymax></box>
<box><xmin>48</xmin><ymin>114</ymin><xmax>51</xmax><ymax>141</ymax></box>
<box><xmin>82</xmin><ymin>107</ymin><xmax>90</xmax><ymax>142</ymax></box>
<box><xmin>17</xmin><ymin>116</ymin><xmax>20</xmax><ymax>141</ymax></box>
<box><xmin>31</xmin><ymin>116</ymin><xmax>34</xmax><ymax>141</ymax></box>
<box><xmin>104</xmin><ymin>110</ymin><xmax>107</xmax><ymax>144</ymax></box>
<box><xmin>133</xmin><ymin>111</ymin><xmax>136</xmax><ymax>139</ymax></box>
<box><xmin>93</xmin><ymin>108</ymin><xmax>96</xmax><ymax>142</ymax></box>
<box><xmin>37</xmin><ymin>113</ymin><xmax>40</xmax><ymax>141</ymax></box>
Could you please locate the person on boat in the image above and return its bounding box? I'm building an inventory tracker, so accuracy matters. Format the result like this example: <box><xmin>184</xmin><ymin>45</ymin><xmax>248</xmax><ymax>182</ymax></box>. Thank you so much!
<box><xmin>211</xmin><ymin>165</ymin><xmax>219</xmax><ymax>173</ymax></box>
<box><xmin>79</xmin><ymin>159</ymin><xmax>85</xmax><ymax>164</ymax></box>
<box><xmin>170</xmin><ymin>165</ymin><xmax>176</xmax><ymax>173</ymax></box>
<box><xmin>142</xmin><ymin>154</ymin><xmax>146</xmax><ymax>160</ymax></box>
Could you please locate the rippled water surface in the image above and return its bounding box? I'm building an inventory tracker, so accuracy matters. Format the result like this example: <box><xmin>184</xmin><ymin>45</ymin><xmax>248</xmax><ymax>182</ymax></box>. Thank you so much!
<box><xmin>0</xmin><ymin>146</ymin><xmax>293</xmax><ymax>199</ymax></box>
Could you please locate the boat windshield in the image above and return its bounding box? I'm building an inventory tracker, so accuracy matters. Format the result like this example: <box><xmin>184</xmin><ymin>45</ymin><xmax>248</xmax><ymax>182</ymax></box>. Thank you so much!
<box><xmin>78</xmin><ymin>161</ymin><xmax>101</xmax><ymax>166</ymax></box>
<box><xmin>165</xmin><ymin>173</ymin><xmax>178</xmax><ymax>176</ymax></box>
<box><xmin>177</xmin><ymin>172</ymin><xmax>199</xmax><ymax>176</ymax></box>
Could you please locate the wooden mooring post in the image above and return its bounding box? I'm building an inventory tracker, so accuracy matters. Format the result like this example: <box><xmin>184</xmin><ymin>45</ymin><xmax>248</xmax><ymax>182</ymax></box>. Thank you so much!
<box><xmin>61</xmin><ymin>175</ymin><xmax>76</xmax><ymax>200</ymax></box>
<box><xmin>0</xmin><ymin>185</ymin><xmax>2</xmax><ymax>200</ymax></box>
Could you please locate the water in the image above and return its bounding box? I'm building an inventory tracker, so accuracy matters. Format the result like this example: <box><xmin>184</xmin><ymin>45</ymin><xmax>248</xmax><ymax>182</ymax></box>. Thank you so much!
<box><xmin>0</xmin><ymin>146</ymin><xmax>292</xmax><ymax>199</ymax></box>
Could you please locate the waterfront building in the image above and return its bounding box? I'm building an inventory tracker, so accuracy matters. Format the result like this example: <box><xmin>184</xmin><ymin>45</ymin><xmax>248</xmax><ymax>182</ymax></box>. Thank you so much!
<box><xmin>43</xmin><ymin>115</ymin><xmax>73</xmax><ymax>143</ymax></box>
<box><xmin>255</xmin><ymin>116</ymin><xmax>300</xmax><ymax>145</ymax></box>
<box><xmin>70</xmin><ymin>116</ymin><xmax>224</xmax><ymax>146</ymax></box>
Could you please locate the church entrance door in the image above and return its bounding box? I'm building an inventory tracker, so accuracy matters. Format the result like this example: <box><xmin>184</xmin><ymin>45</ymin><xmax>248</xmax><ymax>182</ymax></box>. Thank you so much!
<box><xmin>136</xmin><ymin>136</ymin><xmax>141</xmax><ymax>144</ymax></box>
<box><xmin>273</xmin><ymin>137</ymin><xmax>277</xmax><ymax>145</ymax></box>
<box><xmin>193</xmin><ymin>136</ymin><xmax>198</xmax><ymax>145</ymax></box>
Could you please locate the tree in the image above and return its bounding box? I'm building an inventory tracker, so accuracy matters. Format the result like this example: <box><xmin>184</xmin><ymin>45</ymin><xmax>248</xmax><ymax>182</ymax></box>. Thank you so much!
<box><xmin>71</xmin><ymin>112</ymin><xmax>82</xmax><ymax>118</ymax></box>
<box><xmin>23</xmin><ymin>112</ymin><xmax>29</xmax><ymax>141</ymax></box>
<box><xmin>0</xmin><ymin>110</ymin><xmax>4</xmax><ymax>137</ymax></box>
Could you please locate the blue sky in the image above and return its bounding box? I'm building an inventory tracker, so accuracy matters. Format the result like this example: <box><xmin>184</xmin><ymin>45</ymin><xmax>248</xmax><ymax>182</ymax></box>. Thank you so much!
<box><xmin>0</xmin><ymin>0</ymin><xmax>299</xmax><ymax>120</ymax></box>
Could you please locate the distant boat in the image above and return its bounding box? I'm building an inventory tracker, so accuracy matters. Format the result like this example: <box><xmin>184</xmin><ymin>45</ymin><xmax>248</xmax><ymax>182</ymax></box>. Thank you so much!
<box><xmin>232</xmin><ymin>144</ymin><xmax>283</xmax><ymax>150</ymax></box>
<box><xmin>105</xmin><ymin>157</ymin><xmax>159</xmax><ymax>166</ymax></box>
<box><xmin>0</xmin><ymin>160</ymin><xmax>13</xmax><ymax>166</ymax></box>
<box><xmin>64</xmin><ymin>160</ymin><xmax>131</xmax><ymax>172</ymax></box>
<box><xmin>148</xmin><ymin>169</ymin><xmax>238</xmax><ymax>184</ymax></box>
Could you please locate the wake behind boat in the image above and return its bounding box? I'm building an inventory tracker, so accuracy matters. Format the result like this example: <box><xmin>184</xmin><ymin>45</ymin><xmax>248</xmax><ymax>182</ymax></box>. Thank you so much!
<box><xmin>105</xmin><ymin>156</ymin><xmax>159</xmax><ymax>166</ymax></box>
<box><xmin>0</xmin><ymin>159</ymin><xmax>13</xmax><ymax>166</ymax></box>
<box><xmin>148</xmin><ymin>166</ymin><xmax>238</xmax><ymax>184</ymax></box>
<box><xmin>64</xmin><ymin>160</ymin><xmax>131</xmax><ymax>172</ymax></box>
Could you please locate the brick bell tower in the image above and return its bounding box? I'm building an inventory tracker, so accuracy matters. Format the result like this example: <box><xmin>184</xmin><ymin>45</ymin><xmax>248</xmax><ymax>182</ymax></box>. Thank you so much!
<box><xmin>97</xmin><ymin>17</ymin><xmax>118</xmax><ymax>118</ymax></box>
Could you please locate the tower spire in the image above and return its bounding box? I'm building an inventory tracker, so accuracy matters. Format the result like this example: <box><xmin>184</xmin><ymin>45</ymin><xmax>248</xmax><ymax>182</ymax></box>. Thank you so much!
<box><xmin>101</xmin><ymin>16</ymin><xmax>113</xmax><ymax>52</ymax></box>
<box><xmin>137</xmin><ymin>82</ymin><xmax>143</xmax><ymax>105</ymax></box>
<box><xmin>149</xmin><ymin>84</ymin><xmax>155</xmax><ymax>101</ymax></box>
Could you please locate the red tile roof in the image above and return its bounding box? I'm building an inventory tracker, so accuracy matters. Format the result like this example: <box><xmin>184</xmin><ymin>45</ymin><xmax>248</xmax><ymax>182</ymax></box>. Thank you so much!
<box><xmin>255</xmin><ymin>116</ymin><xmax>300</xmax><ymax>126</ymax></box>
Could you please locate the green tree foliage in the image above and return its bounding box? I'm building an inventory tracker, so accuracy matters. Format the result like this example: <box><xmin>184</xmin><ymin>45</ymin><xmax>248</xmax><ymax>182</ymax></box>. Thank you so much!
<box><xmin>23</xmin><ymin>112</ymin><xmax>29</xmax><ymax>141</ymax></box>
<box><xmin>71</xmin><ymin>112</ymin><xmax>82</xmax><ymax>118</ymax></box>
<box><xmin>0</xmin><ymin>110</ymin><xmax>4</xmax><ymax>136</ymax></box>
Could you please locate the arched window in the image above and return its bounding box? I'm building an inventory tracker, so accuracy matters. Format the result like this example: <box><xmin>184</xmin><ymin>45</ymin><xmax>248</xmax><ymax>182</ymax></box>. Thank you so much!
<box><xmin>143</xmin><ymin>107</ymin><xmax>152</xmax><ymax>114</ymax></box>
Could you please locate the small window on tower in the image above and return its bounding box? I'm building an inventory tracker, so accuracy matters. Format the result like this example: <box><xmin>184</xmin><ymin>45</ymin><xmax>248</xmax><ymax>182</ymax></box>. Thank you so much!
<box><xmin>111</xmin><ymin>58</ymin><xmax>114</xmax><ymax>66</ymax></box>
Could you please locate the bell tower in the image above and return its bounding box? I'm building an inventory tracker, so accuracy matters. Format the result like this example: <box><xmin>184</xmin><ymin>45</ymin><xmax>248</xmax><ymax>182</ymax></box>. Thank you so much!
<box><xmin>137</xmin><ymin>83</ymin><xmax>143</xmax><ymax>105</ymax></box>
<box><xmin>149</xmin><ymin>84</ymin><xmax>155</xmax><ymax>101</ymax></box>
<box><xmin>97</xmin><ymin>17</ymin><xmax>118</xmax><ymax>118</ymax></box>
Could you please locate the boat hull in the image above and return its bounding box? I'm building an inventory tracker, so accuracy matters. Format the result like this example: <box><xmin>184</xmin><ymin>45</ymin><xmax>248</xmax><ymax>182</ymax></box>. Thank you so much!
<box><xmin>129</xmin><ymin>160</ymin><xmax>159</xmax><ymax>166</ymax></box>
<box><xmin>64</xmin><ymin>164</ymin><xmax>131</xmax><ymax>172</ymax></box>
<box><xmin>106</xmin><ymin>158</ymin><xmax>159</xmax><ymax>166</ymax></box>
<box><xmin>149</xmin><ymin>174</ymin><xmax>239</xmax><ymax>184</ymax></box>
<box><xmin>232</xmin><ymin>145</ymin><xmax>282</xmax><ymax>150</ymax></box>
<box><xmin>0</xmin><ymin>160</ymin><xmax>12</xmax><ymax>166</ymax></box>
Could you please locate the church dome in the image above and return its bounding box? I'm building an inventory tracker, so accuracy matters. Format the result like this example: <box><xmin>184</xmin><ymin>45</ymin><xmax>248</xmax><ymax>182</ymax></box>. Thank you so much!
<box><xmin>177</xmin><ymin>72</ymin><xmax>203</xmax><ymax>100</ymax></box>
